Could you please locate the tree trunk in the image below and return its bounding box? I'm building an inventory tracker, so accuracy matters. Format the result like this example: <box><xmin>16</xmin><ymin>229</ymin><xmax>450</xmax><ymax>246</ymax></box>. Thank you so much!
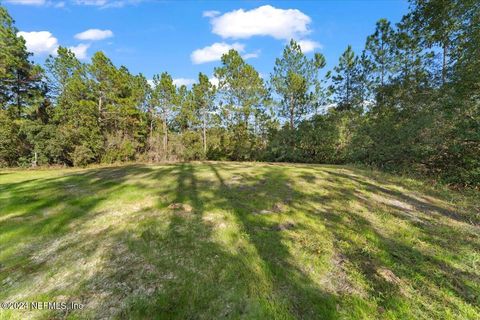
<box><xmin>442</xmin><ymin>41</ymin><xmax>448</xmax><ymax>85</ymax></box>
<box><xmin>289</xmin><ymin>96</ymin><xmax>295</xmax><ymax>130</ymax></box>
<box><xmin>380</xmin><ymin>39</ymin><xmax>385</xmax><ymax>87</ymax></box>
<box><xmin>381</xmin><ymin>65</ymin><xmax>385</xmax><ymax>87</ymax></box>
<box><xmin>15</xmin><ymin>75</ymin><xmax>21</xmax><ymax>117</ymax></box>
<box><xmin>162</xmin><ymin>114</ymin><xmax>168</xmax><ymax>160</ymax></box>
<box><xmin>346</xmin><ymin>74</ymin><xmax>350</xmax><ymax>107</ymax></box>
<box><xmin>149</xmin><ymin>109</ymin><xmax>154</xmax><ymax>138</ymax></box>
<box><xmin>202</xmin><ymin>110</ymin><xmax>207</xmax><ymax>155</ymax></box>
<box><xmin>289</xmin><ymin>97</ymin><xmax>295</xmax><ymax>150</ymax></box>
<box><xmin>244</xmin><ymin>110</ymin><xmax>249</xmax><ymax>131</ymax></box>
<box><xmin>98</xmin><ymin>94</ymin><xmax>103</xmax><ymax>124</ymax></box>
<box><xmin>149</xmin><ymin>105</ymin><xmax>155</xmax><ymax>140</ymax></box>
<box><xmin>32</xmin><ymin>152</ymin><xmax>37</xmax><ymax>167</ymax></box>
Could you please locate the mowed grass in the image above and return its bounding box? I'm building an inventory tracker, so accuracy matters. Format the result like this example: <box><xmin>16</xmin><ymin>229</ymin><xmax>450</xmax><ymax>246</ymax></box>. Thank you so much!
<box><xmin>0</xmin><ymin>162</ymin><xmax>479</xmax><ymax>320</ymax></box>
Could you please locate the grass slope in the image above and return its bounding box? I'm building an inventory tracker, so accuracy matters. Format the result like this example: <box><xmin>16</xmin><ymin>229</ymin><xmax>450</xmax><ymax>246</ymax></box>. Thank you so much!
<box><xmin>0</xmin><ymin>162</ymin><xmax>479</xmax><ymax>319</ymax></box>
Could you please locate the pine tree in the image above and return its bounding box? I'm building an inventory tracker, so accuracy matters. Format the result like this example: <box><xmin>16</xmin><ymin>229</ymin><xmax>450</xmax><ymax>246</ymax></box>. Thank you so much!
<box><xmin>364</xmin><ymin>19</ymin><xmax>395</xmax><ymax>105</ymax></box>
<box><xmin>150</xmin><ymin>72</ymin><xmax>177</xmax><ymax>159</ymax></box>
<box><xmin>214</xmin><ymin>50</ymin><xmax>267</xmax><ymax>160</ymax></box>
<box><xmin>192</xmin><ymin>72</ymin><xmax>216</xmax><ymax>155</ymax></box>
<box><xmin>270</xmin><ymin>40</ymin><xmax>326</xmax><ymax>130</ymax></box>
<box><xmin>329</xmin><ymin>45</ymin><xmax>365</xmax><ymax>111</ymax></box>
<box><xmin>409</xmin><ymin>0</ymin><xmax>457</xmax><ymax>84</ymax></box>
<box><xmin>0</xmin><ymin>5</ymin><xmax>45</xmax><ymax>165</ymax></box>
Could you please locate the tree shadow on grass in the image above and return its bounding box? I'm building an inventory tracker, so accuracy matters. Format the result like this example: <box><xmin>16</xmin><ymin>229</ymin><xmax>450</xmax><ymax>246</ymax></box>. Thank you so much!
<box><xmin>0</xmin><ymin>165</ymin><xmax>166</xmax><ymax>319</ymax></box>
<box><xmin>78</xmin><ymin>163</ymin><xmax>341</xmax><ymax>319</ymax></box>
<box><xmin>326</xmin><ymin>170</ymin><xmax>480</xmax><ymax>226</ymax></box>
<box><xmin>206</xmin><ymin>163</ymin><xmax>341</xmax><ymax>319</ymax></box>
<box><xmin>85</xmin><ymin>163</ymin><xmax>295</xmax><ymax>319</ymax></box>
<box><xmin>302</xmin><ymin>171</ymin><xmax>480</xmax><ymax>316</ymax></box>
<box><xmin>317</xmin><ymin>202</ymin><xmax>480</xmax><ymax>315</ymax></box>
<box><xmin>324</xmin><ymin>170</ymin><xmax>480</xmax><ymax>250</ymax></box>
<box><xmin>2</xmin><ymin>163</ymin><xmax>479</xmax><ymax>319</ymax></box>
<box><xmin>204</xmin><ymin>163</ymin><xmax>479</xmax><ymax>318</ymax></box>
<box><xmin>0</xmin><ymin>165</ymin><xmax>156</xmax><ymax>239</ymax></box>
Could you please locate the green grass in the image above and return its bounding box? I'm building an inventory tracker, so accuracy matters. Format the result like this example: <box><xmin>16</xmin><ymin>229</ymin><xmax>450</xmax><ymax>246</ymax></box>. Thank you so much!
<box><xmin>0</xmin><ymin>162</ymin><xmax>479</xmax><ymax>319</ymax></box>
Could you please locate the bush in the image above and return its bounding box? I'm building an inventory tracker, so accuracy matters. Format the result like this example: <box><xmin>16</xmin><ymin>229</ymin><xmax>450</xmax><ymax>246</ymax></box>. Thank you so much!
<box><xmin>0</xmin><ymin>111</ymin><xmax>20</xmax><ymax>166</ymax></box>
<box><xmin>71</xmin><ymin>145</ymin><xmax>95</xmax><ymax>167</ymax></box>
<box><xmin>102</xmin><ymin>133</ymin><xmax>137</xmax><ymax>163</ymax></box>
<box><xmin>180</xmin><ymin>131</ymin><xmax>204</xmax><ymax>160</ymax></box>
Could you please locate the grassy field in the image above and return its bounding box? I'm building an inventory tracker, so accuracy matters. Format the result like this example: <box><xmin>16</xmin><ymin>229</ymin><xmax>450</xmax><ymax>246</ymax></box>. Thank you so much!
<box><xmin>0</xmin><ymin>162</ymin><xmax>479</xmax><ymax>319</ymax></box>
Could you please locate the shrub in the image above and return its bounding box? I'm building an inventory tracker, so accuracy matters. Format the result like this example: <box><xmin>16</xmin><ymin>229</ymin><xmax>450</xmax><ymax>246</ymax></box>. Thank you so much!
<box><xmin>71</xmin><ymin>145</ymin><xmax>95</xmax><ymax>167</ymax></box>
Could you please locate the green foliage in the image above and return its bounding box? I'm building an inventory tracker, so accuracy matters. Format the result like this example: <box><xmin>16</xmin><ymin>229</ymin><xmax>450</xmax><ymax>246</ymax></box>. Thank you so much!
<box><xmin>329</xmin><ymin>45</ymin><xmax>366</xmax><ymax>111</ymax></box>
<box><xmin>271</xmin><ymin>39</ymin><xmax>326</xmax><ymax>130</ymax></box>
<box><xmin>0</xmin><ymin>110</ymin><xmax>19</xmax><ymax>166</ymax></box>
<box><xmin>0</xmin><ymin>1</ymin><xmax>478</xmax><ymax>186</ymax></box>
<box><xmin>214</xmin><ymin>50</ymin><xmax>268</xmax><ymax>160</ymax></box>
<box><xmin>0</xmin><ymin>6</ymin><xmax>43</xmax><ymax>117</ymax></box>
<box><xmin>71</xmin><ymin>145</ymin><xmax>95</xmax><ymax>167</ymax></box>
<box><xmin>180</xmin><ymin>130</ymin><xmax>204</xmax><ymax>160</ymax></box>
<box><xmin>192</xmin><ymin>72</ymin><xmax>216</xmax><ymax>155</ymax></box>
<box><xmin>102</xmin><ymin>133</ymin><xmax>137</xmax><ymax>163</ymax></box>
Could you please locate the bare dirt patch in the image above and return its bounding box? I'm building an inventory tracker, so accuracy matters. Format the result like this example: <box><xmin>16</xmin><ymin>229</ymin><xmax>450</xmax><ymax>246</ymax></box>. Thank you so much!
<box><xmin>320</xmin><ymin>252</ymin><xmax>366</xmax><ymax>297</ymax></box>
<box><xmin>272</xmin><ymin>221</ymin><xmax>295</xmax><ymax>231</ymax></box>
<box><xmin>168</xmin><ymin>203</ymin><xmax>193</xmax><ymax>214</ymax></box>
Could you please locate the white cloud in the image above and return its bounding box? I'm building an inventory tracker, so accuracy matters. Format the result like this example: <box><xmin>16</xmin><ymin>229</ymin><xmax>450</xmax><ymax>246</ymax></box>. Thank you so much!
<box><xmin>17</xmin><ymin>31</ymin><xmax>59</xmax><ymax>55</ymax></box>
<box><xmin>75</xmin><ymin>0</ymin><xmax>142</xmax><ymax>8</ymax></box>
<box><xmin>69</xmin><ymin>43</ymin><xmax>90</xmax><ymax>59</ymax></box>
<box><xmin>148</xmin><ymin>78</ymin><xmax>196</xmax><ymax>88</ymax></box>
<box><xmin>6</xmin><ymin>0</ymin><xmax>66</xmax><ymax>8</ymax></box>
<box><xmin>75</xmin><ymin>29</ymin><xmax>113</xmax><ymax>41</ymax></box>
<box><xmin>191</xmin><ymin>42</ymin><xmax>244</xmax><ymax>64</ymax></box>
<box><xmin>203</xmin><ymin>10</ymin><xmax>220</xmax><ymax>18</ymax></box>
<box><xmin>6</xmin><ymin>0</ymin><xmax>140</xmax><ymax>7</ymax></box>
<box><xmin>209</xmin><ymin>76</ymin><xmax>219</xmax><ymax>87</ymax></box>
<box><xmin>242</xmin><ymin>51</ymin><xmax>260</xmax><ymax>60</ymax></box>
<box><xmin>17</xmin><ymin>30</ymin><xmax>92</xmax><ymax>59</ymax></box>
<box><xmin>173</xmin><ymin>78</ymin><xmax>196</xmax><ymax>87</ymax></box>
<box><xmin>76</xmin><ymin>0</ymin><xmax>108</xmax><ymax>5</ymax></box>
<box><xmin>209</xmin><ymin>5</ymin><xmax>311</xmax><ymax>40</ymax></box>
<box><xmin>297</xmin><ymin>39</ymin><xmax>322</xmax><ymax>53</ymax></box>
<box><xmin>5</xmin><ymin>0</ymin><xmax>46</xmax><ymax>5</ymax></box>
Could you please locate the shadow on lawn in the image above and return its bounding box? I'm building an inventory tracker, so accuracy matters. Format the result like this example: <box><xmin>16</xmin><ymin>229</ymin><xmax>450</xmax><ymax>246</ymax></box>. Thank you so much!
<box><xmin>112</xmin><ymin>163</ymin><xmax>314</xmax><ymax>318</ymax></box>
<box><xmin>314</xmin><ymin>170</ymin><xmax>480</xmax><ymax>312</ymax></box>
<box><xmin>207</xmin><ymin>163</ymin><xmax>340</xmax><ymax>319</ymax></box>
<box><xmin>1</xmin><ymin>163</ymin><xmax>479</xmax><ymax>319</ymax></box>
<box><xmin>327</xmin><ymin>170</ymin><xmax>479</xmax><ymax>225</ymax></box>
<box><xmin>0</xmin><ymin>165</ymin><xmax>164</xmax><ymax>318</ymax></box>
<box><xmin>98</xmin><ymin>163</ymin><xmax>340</xmax><ymax>318</ymax></box>
<box><xmin>0</xmin><ymin>165</ymin><xmax>155</xmax><ymax>237</ymax></box>
<box><xmin>200</xmin><ymin>163</ymin><xmax>479</xmax><ymax>317</ymax></box>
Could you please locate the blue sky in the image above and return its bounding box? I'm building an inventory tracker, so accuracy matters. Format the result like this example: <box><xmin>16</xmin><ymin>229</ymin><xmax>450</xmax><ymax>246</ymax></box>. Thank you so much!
<box><xmin>4</xmin><ymin>0</ymin><xmax>409</xmax><ymax>86</ymax></box>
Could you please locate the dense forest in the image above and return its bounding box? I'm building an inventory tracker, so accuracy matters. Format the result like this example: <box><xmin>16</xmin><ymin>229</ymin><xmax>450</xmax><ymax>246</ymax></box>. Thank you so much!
<box><xmin>0</xmin><ymin>0</ymin><xmax>479</xmax><ymax>187</ymax></box>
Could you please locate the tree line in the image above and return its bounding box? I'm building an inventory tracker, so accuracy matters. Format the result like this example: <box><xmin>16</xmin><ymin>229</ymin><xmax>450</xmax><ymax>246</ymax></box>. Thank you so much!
<box><xmin>1</xmin><ymin>0</ymin><xmax>479</xmax><ymax>187</ymax></box>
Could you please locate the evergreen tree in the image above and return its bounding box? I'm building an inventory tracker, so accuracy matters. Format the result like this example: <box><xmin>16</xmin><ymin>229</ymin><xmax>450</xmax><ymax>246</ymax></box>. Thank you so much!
<box><xmin>408</xmin><ymin>0</ymin><xmax>459</xmax><ymax>84</ymax></box>
<box><xmin>214</xmin><ymin>50</ymin><xmax>267</xmax><ymax>160</ymax></box>
<box><xmin>364</xmin><ymin>19</ymin><xmax>395</xmax><ymax>104</ymax></box>
<box><xmin>150</xmin><ymin>72</ymin><xmax>177</xmax><ymax>159</ymax></box>
<box><xmin>192</xmin><ymin>73</ymin><xmax>216</xmax><ymax>156</ymax></box>
<box><xmin>45</xmin><ymin>47</ymin><xmax>81</xmax><ymax>100</ymax></box>
<box><xmin>329</xmin><ymin>45</ymin><xmax>365</xmax><ymax>111</ymax></box>
<box><xmin>0</xmin><ymin>5</ymin><xmax>45</xmax><ymax>165</ymax></box>
<box><xmin>270</xmin><ymin>40</ymin><xmax>326</xmax><ymax>130</ymax></box>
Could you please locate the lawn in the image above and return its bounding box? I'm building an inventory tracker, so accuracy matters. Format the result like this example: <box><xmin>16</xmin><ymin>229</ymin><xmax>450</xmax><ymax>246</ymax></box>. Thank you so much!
<box><xmin>0</xmin><ymin>162</ymin><xmax>479</xmax><ymax>319</ymax></box>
